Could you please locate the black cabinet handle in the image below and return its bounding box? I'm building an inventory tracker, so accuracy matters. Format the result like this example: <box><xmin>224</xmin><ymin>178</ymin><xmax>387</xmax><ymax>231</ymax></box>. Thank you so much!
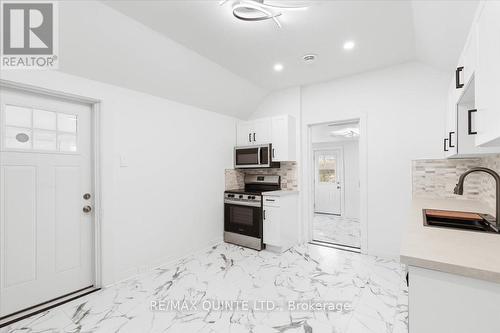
<box><xmin>265</xmin><ymin>198</ymin><xmax>275</xmax><ymax>202</ymax></box>
<box><xmin>449</xmin><ymin>131</ymin><xmax>455</xmax><ymax>148</ymax></box>
<box><xmin>253</xmin><ymin>133</ymin><xmax>256</xmax><ymax>142</ymax></box>
<box><xmin>444</xmin><ymin>138</ymin><xmax>449</xmax><ymax>152</ymax></box>
<box><xmin>468</xmin><ymin>109</ymin><xmax>477</xmax><ymax>135</ymax></box>
<box><xmin>263</xmin><ymin>210</ymin><xmax>266</xmax><ymax>220</ymax></box>
<box><xmin>455</xmin><ymin>66</ymin><xmax>464</xmax><ymax>89</ymax></box>
<box><xmin>272</xmin><ymin>148</ymin><xmax>275</xmax><ymax>158</ymax></box>
<box><xmin>248</xmin><ymin>133</ymin><xmax>251</xmax><ymax>142</ymax></box>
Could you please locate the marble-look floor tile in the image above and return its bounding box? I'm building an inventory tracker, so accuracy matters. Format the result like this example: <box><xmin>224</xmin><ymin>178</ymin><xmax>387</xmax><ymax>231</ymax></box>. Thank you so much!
<box><xmin>0</xmin><ymin>243</ymin><xmax>407</xmax><ymax>333</ymax></box>
<box><xmin>313</xmin><ymin>214</ymin><xmax>361</xmax><ymax>248</ymax></box>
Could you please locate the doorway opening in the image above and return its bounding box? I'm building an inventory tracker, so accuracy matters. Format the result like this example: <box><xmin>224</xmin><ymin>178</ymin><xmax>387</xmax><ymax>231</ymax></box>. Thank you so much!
<box><xmin>310</xmin><ymin>120</ymin><xmax>360</xmax><ymax>249</ymax></box>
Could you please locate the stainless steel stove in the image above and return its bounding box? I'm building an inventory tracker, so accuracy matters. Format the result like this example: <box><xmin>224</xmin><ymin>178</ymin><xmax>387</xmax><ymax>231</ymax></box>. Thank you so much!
<box><xmin>224</xmin><ymin>175</ymin><xmax>280</xmax><ymax>250</ymax></box>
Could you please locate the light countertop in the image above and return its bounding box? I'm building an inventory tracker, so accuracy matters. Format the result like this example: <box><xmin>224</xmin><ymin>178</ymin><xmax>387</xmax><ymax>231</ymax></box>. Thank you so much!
<box><xmin>264</xmin><ymin>190</ymin><xmax>299</xmax><ymax>196</ymax></box>
<box><xmin>401</xmin><ymin>197</ymin><xmax>500</xmax><ymax>283</ymax></box>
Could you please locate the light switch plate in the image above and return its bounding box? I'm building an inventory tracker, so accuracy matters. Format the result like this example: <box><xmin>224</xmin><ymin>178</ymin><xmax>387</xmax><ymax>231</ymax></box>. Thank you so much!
<box><xmin>119</xmin><ymin>155</ymin><xmax>128</xmax><ymax>167</ymax></box>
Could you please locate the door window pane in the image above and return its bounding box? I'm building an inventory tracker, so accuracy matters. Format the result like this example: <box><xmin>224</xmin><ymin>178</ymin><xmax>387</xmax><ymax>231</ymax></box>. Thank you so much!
<box><xmin>33</xmin><ymin>130</ymin><xmax>57</xmax><ymax>150</ymax></box>
<box><xmin>33</xmin><ymin>109</ymin><xmax>56</xmax><ymax>130</ymax></box>
<box><xmin>318</xmin><ymin>155</ymin><xmax>336</xmax><ymax>183</ymax></box>
<box><xmin>5</xmin><ymin>127</ymin><xmax>32</xmax><ymax>149</ymax></box>
<box><xmin>3</xmin><ymin>105</ymin><xmax>78</xmax><ymax>152</ymax></box>
<box><xmin>5</xmin><ymin>105</ymin><xmax>31</xmax><ymax>127</ymax></box>
<box><xmin>57</xmin><ymin>114</ymin><xmax>77</xmax><ymax>133</ymax></box>
<box><xmin>58</xmin><ymin>133</ymin><xmax>77</xmax><ymax>152</ymax></box>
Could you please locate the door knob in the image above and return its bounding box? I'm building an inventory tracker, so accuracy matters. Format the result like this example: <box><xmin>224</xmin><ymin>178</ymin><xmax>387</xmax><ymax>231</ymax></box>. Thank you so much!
<box><xmin>83</xmin><ymin>205</ymin><xmax>92</xmax><ymax>213</ymax></box>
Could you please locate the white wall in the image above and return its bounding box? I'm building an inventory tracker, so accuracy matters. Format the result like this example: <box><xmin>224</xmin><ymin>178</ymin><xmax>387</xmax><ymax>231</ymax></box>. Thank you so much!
<box><xmin>301</xmin><ymin>62</ymin><xmax>448</xmax><ymax>258</ymax></box>
<box><xmin>0</xmin><ymin>70</ymin><xmax>236</xmax><ymax>285</ymax></box>
<box><xmin>312</xmin><ymin>140</ymin><xmax>360</xmax><ymax>219</ymax></box>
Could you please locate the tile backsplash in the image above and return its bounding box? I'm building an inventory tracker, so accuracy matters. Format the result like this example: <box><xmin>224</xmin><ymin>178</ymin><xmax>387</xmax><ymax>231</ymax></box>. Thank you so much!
<box><xmin>225</xmin><ymin>162</ymin><xmax>298</xmax><ymax>191</ymax></box>
<box><xmin>480</xmin><ymin>154</ymin><xmax>500</xmax><ymax>213</ymax></box>
<box><xmin>412</xmin><ymin>154</ymin><xmax>500</xmax><ymax>214</ymax></box>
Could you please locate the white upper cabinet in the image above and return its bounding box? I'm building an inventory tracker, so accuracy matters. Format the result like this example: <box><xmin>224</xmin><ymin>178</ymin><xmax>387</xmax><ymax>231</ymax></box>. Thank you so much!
<box><xmin>443</xmin><ymin>1</ymin><xmax>500</xmax><ymax>157</ymax></box>
<box><xmin>236</xmin><ymin>118</ymin><xmax>271</xmax><ymax>146</ymax></box>
<box><xmin>475</xmin><ymin>1</ymin><xmax>500</xmax><ymax>147</ymax></box>
<box><xmin>236</xmin><ymin>121</ymin><xmax>254</xmax><ymax>146</ymax></box>
<box><xmin>252</xmin><ymin>118</ymin><xmax>272</xmax><ymax>144</ymax></box>
<box><xmin>236</xmin><ymin>115</ymin><xmax>297</xmax><ymax>161</ymax></box>
<box><xmin>444</xmin><ymin>80</ymin><xmax>458</xmax><ymax>158</ymax></box>
<box><xmin>462</xmin><ymin>24</ymin><xmax>477</xmax><ymax>87</ymax></box>
<box><xmin>271</xmin><ymin>115</ymin><xmax>296</xmax><ymax>162</ymax></box>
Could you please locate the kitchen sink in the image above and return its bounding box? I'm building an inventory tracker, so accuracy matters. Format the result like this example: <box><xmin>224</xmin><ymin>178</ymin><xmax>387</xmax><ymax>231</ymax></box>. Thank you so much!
<box><xmin>423</xmin><ymin>209</ymin><xmax>499</xmax><ymax>234</ymax></box>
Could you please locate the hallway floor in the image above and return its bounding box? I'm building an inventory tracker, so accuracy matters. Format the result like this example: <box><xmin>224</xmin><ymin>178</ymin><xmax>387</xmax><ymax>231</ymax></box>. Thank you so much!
<box><xmin>313</xmin><ymin>214</ymin><xmax>361</xmax><ymax>248</ymax></box>
<box><xmin>1</xmin><ymin>243</ymin><xmax>407</xmax><ymax>333</ymax></box>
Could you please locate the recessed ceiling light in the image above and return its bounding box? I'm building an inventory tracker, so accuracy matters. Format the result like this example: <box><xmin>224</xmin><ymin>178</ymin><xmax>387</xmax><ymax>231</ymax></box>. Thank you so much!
<box><xmin>273</xmin><ymin>63</ymin><xmax>284</xmax><ymax>72</ymax></box>
<box><xmin>343</xmin><ymin>40</ymin><xmax>355</xmax><ymax>50</ymax></box>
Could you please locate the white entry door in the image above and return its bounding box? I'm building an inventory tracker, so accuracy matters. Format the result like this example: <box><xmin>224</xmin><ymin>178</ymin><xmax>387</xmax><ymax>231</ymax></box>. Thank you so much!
<box><xmin>0</xmin><ymin>87</ymin><xmax>94</xmax><ymax>316</ymax></box>
<box><xmin>314</xmin><ymin>149</ymin><xmax>343</xmax><ymax>215</ymax></box>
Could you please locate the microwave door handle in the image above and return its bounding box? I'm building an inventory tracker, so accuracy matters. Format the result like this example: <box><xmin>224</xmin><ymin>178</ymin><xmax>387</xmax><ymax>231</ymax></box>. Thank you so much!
<box><xmin>257</xmin><ymin>147</ymin><xmax>261</xmax><ymax>165</ymax></box>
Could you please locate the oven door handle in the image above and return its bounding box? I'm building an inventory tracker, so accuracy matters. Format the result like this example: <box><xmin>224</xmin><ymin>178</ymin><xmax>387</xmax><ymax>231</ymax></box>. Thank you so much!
<box><xmin>224</xmin><ymin>200</ymin><xmax>261</xmax><ymax>208</ymax></box>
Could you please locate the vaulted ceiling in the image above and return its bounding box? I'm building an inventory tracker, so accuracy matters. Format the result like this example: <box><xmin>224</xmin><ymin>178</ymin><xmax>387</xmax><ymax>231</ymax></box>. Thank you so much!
<box><xmin>56</xmin><ymin>0</ymin><xmax>479</xmax><ymax>118</ymax></box>
<box><xmin>104</xmin><ymin>0</ymin><xmax>478</xmax><ymax>90</ymax></box>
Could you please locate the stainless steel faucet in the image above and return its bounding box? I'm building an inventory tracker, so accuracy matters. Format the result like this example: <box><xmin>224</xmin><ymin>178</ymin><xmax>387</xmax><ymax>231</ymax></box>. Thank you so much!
<box><xmin>454</xmin><ymin>167</ymin><xmax>500</xmax><ymax>228</ymax></box>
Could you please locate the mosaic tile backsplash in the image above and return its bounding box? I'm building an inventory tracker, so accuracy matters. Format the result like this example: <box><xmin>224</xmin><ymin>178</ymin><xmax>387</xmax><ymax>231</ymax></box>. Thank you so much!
<box><xmin>412</xmin><ymin>154</ymin><xmax>500</xmax><ymax>214</ymax></box>
<box><xmin>225</xmin><ymin>162</ymin><xmax>298</xmax><ymax>191</ymax></box>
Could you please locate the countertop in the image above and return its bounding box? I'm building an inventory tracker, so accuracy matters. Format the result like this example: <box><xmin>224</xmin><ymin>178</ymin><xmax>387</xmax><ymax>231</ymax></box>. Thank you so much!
<box><xmin>263</xmin><ymin>190</ymin><xmax>299</xmax><ymax>196</ymax></box>
<box><xmin>401</xmin><ymin>197</ymin><xmax>500</xmax><ymax>284</ymax></box>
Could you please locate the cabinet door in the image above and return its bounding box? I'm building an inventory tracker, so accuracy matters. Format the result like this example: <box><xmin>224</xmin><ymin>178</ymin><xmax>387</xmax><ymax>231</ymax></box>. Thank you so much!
<box><xmin>271</xmin><ymin>116</ymin><xmax>287</xmax><ymax>161</ymax></box>
<box><xmin>445</xmin><ymin>80</ymin><xmax>458</xmax><ymax>157</ymax></box>
<box><xmin>462</xmin><ymin>24</ymin><xmax>477</xmax><ymax>87</ymax></box>
<box><xmin>236</xmin><ymin>122</ymin><xmax>253</xmax><ymax>146</ymax></box>
<box><xmin>263</xmin><ymin>205</ymin><xmax>280</xmax><ymax>246</ymax></box>
<box><xmin>475</xmin><ymin>1</ymin><xmax>500</xmax><ymax>147</ymax></box>
<box><xmin>252</xmin><ymin>118</ymin><xmax>272</xmax><ymax>144</ymax></box>
<box><xmin>271</xmin><ymin>115</ymin><xmax>296</xmax><ymax>162</ymax></box>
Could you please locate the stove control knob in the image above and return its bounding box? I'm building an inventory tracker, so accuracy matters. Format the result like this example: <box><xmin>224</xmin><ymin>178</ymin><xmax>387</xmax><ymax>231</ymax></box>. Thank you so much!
<box><xmin>250</xmin><ymin>196</ymin><xmax>255</xmax><ymax>199</ymax></box>
<box><xmin>239</xmin><ymin>195</ymin><xmax>243</xmax><ymax>199</ymax></box>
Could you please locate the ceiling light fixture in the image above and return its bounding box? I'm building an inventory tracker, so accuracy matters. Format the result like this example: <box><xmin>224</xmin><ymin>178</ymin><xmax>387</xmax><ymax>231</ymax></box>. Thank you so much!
<box><xmin>273</xmin><ymin>63</ymin><xmax>284</xmax><ymax>72</ymax></box>
<box><xmin>343</xmin><ymin>40</ymin><xmax>355</xmax><ymax>50</ymax></box>
<box><xmin>220</xmin><ymin>0</ymin><xmax>308</xmax><ymax>28</ymax></box>
<box><xmin>330</xmin><ymin>127</ymin><xmax>360</xmax><ymax>138</ymax></box>
<box><xmin>303</xmin><ymin>54</ymin><xmax>317</xmax><ymax>63</ymax></box>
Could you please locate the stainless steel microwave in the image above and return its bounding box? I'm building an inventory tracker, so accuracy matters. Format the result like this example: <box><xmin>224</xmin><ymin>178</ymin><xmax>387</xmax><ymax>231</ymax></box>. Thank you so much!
<box><xmin>234</xmin><ymin>144</ymin><xmax>280</xmax><ymax>169</ymax></box>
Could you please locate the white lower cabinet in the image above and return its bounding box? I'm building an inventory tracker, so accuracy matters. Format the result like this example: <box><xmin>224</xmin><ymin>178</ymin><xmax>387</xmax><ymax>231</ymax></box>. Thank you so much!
<box><xmin>263</xmin><ymin>205</ymin><xmax>281</xmax><ymax>246</ymax></box>
<box><xmin>262</xmin><ymin>192</ymin><xmax>298</xmax><ymax>252</ymax></box>
<box><xmin>408</xmin><ymin>266</ymin><xmax>500</xmax><ymax>333</ymax></box>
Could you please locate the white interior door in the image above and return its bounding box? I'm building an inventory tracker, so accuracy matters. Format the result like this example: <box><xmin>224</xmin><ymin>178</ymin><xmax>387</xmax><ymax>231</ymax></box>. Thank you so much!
<box><xmin>0</xmin><ymin>87</ymin><xmax>94</xmax><ymax>316</ymax></box>
<box><xmin>314</xmin><ymin>149</ymin><xmax>343</xmax><ymax>215</ymax></box>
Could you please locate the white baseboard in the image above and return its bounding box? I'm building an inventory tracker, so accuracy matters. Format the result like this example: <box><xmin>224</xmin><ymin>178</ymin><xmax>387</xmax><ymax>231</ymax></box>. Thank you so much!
<box><xmin>107</xmin><ymin>236</ymin><xmax>223</xmax><ymax>288</ymax></box>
